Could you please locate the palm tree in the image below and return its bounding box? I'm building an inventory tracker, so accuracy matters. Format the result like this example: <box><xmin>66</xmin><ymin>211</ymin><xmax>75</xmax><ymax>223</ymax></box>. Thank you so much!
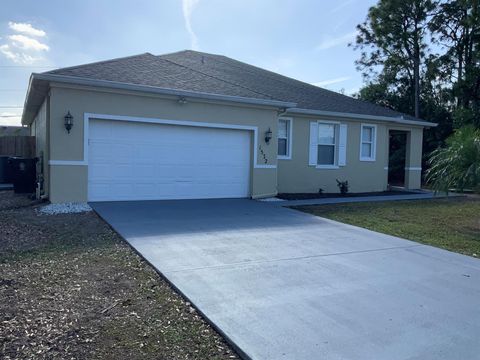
<box><xmin>426</xmin><ymin>126</ymin><xmax>480</xmax><ymax>193</ymax></box>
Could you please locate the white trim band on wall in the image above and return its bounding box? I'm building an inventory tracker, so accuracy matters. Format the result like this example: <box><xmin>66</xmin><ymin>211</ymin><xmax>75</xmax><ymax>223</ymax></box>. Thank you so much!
<box><xmin>49</xmin><ymin>160</ymin><xmax>87</xmax><ymax>166</ymax></box>
<box><xmin>405</xmin><ymin>167</ymin><xmax>422</xmax><ymax>171</ymax></box>
<box><xmin>48</xmin><ymin>112</ymin><xmax>277</xmax><ymax>169</ymax></box>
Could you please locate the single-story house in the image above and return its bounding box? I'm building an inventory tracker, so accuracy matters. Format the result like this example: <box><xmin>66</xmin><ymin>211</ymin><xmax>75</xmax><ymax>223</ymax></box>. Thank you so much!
<box><xmin>21</xmin><ymin>50</ymin><xmax>436</xmax><ymax>203</ymax></box>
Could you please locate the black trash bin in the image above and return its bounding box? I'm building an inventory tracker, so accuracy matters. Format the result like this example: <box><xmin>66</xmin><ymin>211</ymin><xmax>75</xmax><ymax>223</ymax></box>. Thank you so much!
<box><xmin>0</xmin><ymin>156</ymin><xmax>12</xmax><ymax>183</ymax></box>
<box><xmin>9</xmin><ymin>157</ymin><xmax>37</xmax><ymax>193</ymax></box>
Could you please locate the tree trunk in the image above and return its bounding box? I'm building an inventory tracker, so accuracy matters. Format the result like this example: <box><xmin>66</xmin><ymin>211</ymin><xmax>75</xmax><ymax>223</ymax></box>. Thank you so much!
<box><xmin>414</xmin><ymin>55</ymin><xmax>420</xmax><ymax>118</ymax></box>
<box><xmin>413</xmin><ymin>31</ymin><xmax>420</xmax><ymax>118</ymax></box>
<box><xmin>413</xmin><ymin>3</ymin><xmax>421</xmax><ymax>119</ymax></box>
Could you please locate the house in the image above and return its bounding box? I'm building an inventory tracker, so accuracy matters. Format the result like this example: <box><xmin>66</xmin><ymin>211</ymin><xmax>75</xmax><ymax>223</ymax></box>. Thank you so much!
<box><xmin>0</xmin><ymin>126</ymin><xmax>30</xmax><ymax>137</ymax></box>
<box><xmin>21</xmin><ymin>50</ymin><xmax>435</xmax><ymax>203</ymax></box>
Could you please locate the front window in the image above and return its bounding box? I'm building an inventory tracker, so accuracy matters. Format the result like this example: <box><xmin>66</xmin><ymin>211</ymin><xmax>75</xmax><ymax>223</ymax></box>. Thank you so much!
<box><xmin>360</xmin><ymin>124</ymin><xmax>376</xmax><ymax>161</ymax></box>
<box><xmin>278</xmin><ymin>118</ymin><xmax>291</xmax><ymax>158</ymax></box>
<box><xmin>317</xmin><ymin>123</ymin><xmax>336</xmax><ymax>165</ymax></box>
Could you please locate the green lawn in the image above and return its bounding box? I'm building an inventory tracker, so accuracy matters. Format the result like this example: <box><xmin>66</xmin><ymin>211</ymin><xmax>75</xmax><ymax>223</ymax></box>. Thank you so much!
<box><xmin>294</xmin><ymin>197</ymin><xmax>480</xmax><ymax>258</ymax></box>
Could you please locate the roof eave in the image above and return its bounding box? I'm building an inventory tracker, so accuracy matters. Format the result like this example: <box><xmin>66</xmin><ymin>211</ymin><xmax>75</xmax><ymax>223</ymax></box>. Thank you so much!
<box><xmin>21</xmin><ymin>74</ymin><xmax>51</xmax><ymax>126</ymax></box>
<box><xmin>286</xmin><ymin>108</ymin><xmax>437</xmax><ymax>127</ymax></box>
<box><xmin>21</xmin><ymin>73</ymin><xmax>437</xmax><ymax>129</ymax></box>
<box><xmin>21</xmin><ymin>73</ymin><xmax>297</xmax><ymax>125</ymax></box>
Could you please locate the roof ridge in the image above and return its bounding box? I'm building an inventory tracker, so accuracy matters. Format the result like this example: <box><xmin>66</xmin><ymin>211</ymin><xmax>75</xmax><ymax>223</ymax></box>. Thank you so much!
<box><xmin>159</xmin><ymin>49</ymin><xmax>225</xmax><ymax>58</ymax></box>
<box><xmin>160</xmin><ymin>56</ymin><xmax>280</xmax><ymax>102</ymax></box>
<box><xmin>44</xmin><ymin>52</ymin><xmax>155</xmax><ymax>74</ymax></box>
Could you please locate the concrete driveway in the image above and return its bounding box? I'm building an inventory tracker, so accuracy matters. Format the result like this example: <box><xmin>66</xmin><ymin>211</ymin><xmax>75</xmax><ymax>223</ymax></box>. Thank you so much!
<box><xmin>91</xmin><ymin>199</ymin><xmax>480</xmax><ymax>360</ymax></box>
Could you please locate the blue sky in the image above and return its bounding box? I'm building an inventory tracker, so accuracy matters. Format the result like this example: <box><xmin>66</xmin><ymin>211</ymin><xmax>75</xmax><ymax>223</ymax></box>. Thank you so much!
<box><xmin>0</xmin><ymin>0</ymin><xmax>377</xmax><ymax>126</ymax></box>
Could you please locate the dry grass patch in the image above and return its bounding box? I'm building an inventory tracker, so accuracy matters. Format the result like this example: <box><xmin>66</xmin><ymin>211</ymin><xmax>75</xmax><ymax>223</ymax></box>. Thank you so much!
<box><xmin>0</xmin><ymin>192</ymin><xmax>239</xmax><ymax>360</ymax></box>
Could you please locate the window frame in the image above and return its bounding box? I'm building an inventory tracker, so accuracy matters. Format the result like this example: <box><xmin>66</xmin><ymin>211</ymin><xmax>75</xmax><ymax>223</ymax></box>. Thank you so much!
<box><xmin>316</xmin><ymin>120</ymin><xmax>339</xmax><ymax>169</ymax></box>
<box><xmin>359</xmin><ymin>123</ymin><xmax>377</xmax><ymax>161</ymax></box>
<box><xmin>277</xmin><ymin>117</ymin><xmax>293</xmax><ymax>160</ymax></box>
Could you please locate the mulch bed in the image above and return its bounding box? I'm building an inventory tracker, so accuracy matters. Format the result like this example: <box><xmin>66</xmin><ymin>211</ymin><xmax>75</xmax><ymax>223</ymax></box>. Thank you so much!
<box><xmin>0</xmin><ymin>191</ymin><xmax>239</xmax><ymax>360</ymax></box>
<box><xmin>277</xmin><ymin>190</ymin><xmax>417</xmax><ymax>201</ymax></box>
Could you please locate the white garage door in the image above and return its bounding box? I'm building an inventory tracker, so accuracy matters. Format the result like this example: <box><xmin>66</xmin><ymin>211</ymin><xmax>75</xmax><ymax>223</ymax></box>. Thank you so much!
<box><xmin>88</xmin><ymin>119</ymin><xmax>251</xmax><ymax>201</ymax></box>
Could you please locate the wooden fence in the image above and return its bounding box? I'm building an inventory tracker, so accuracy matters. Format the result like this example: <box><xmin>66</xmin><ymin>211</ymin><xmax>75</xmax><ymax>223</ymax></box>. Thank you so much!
<box><xmin>0</xmin><ymin>136</ymin><xmax>36</xmax><ymax>158</ymax></box>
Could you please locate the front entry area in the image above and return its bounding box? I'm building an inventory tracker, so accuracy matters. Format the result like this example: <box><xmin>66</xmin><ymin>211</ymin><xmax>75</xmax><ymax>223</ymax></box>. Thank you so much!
<box><xmin>87</xmin><ymin>119</ymin><xmax>251</xmax><ymax>201</ymax></box>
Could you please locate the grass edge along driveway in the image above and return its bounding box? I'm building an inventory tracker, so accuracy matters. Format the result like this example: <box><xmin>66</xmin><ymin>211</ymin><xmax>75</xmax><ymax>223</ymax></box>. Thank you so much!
<box><xmin>293</xmin><ymin>197</ymin><xmax>480</xmax><ymax>258</ymax></box>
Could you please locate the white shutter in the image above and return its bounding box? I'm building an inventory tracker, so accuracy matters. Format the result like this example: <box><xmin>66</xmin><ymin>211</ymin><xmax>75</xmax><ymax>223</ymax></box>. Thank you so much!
<box><xmin>338</xmin><ymin>124</ymin><xmax>347</xmax><ymax>166</ymax></box>
<box><xmin>309</xmin><ymin>122</ymin><xmax>318</xmax><ymax>166</ymax></box>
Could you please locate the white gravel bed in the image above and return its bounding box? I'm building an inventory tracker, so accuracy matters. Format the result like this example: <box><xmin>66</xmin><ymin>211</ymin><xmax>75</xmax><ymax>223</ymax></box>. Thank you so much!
<box><xmin>38</xmin><ymin>202</ymin><xmax>92</xmax><ymax>215</ymax></box>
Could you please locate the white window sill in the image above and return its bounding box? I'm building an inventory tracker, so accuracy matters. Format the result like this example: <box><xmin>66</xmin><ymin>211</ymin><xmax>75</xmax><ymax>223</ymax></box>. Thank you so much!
<box><xmin>360</xmin><ymin>157</ymin><xmax>376</xmax><ymax>162</ymax></box>
<box><xmin>278</xmin><ymin>155</ymin><xmax>291</xmax><ymax>160</ymax></box>
<box><xmin>315</xmin><ymin>165</ymin><xmax>339</xmax><ymax>170</ymax></box>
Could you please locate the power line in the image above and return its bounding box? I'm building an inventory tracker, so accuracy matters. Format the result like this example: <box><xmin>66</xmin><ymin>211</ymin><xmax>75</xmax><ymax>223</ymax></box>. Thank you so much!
<box><xmin>0</xmin><ymin>106</ymin><xmax>23</xmax><ymax>108</ymax></box>
<box><xmin>0</xmin><ymin>65</ymin><xmax>55</xmax><ymax>68</ymax></box>
<box><xmin>0</xmin><ymin>115</ymin><xmax>20</xmax><ymax>118</ymax></box>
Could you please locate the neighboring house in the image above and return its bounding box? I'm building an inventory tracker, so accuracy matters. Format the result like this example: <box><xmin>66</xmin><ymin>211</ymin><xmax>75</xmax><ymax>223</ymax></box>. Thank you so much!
<box><xmin>0</xmin><ymin>126</ymin><xmax>30</xmax><ymax>137</ymax></box>
<box><xmin>21</xmin><ymin>50</ymin><xmax>436</xmax><ymax>203</ymax></box>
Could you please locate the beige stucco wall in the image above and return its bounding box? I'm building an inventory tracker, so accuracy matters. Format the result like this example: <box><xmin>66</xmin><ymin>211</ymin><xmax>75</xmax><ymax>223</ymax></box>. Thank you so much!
<box><xmin>31</xmin><ymin>97</ymin><xmax>49</xmax><ymax>196</ymax></box>
<box><xmin>48</xmin><ymin>84</ymin><xmax>280</xmax><ymax>203</ymax></box>
<box><xmin>277</xmin><ymin>115</ymin><xmax>424</xmax><ymax>193</ymax></box>
<box><xmin>44</xmin><ymin>83</ymin><xmax>425</xmax><ymax>202</ymax></box>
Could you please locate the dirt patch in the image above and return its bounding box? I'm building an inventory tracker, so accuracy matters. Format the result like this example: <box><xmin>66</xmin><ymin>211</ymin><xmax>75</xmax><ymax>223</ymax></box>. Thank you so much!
<box><xmin>0</xmin><ymin>192</ymin><xmax>239</xmax><ymax>360</ymax></box>
<box><xmin>277</xmin><ymin>190</ymin><xmax>417</xmax><ymax>201</ymax></box>
<box><xmin>0</xmin><ymin>190</ymin><xmax>41</xmax><ymax>211</ymax></box>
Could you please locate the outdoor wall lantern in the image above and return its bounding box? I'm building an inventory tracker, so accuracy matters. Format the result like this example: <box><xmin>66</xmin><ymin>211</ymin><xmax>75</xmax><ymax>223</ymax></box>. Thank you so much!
<box><xmin>64</xmin><ymin>111</ymin><xmax>73</xmax><ymax>133</ymax></box>
<box><xmin>265</xmin><ymin>127</ymin><xmax>273</xmax><ymax>144</ymax></box>
<box><xmin>178</xmin><ymin>96</ymin><xmax>188</xmax><ymax>105</ymax></box>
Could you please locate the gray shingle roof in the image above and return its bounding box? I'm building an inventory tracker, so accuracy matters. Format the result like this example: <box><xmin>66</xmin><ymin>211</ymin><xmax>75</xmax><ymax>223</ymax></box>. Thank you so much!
<box><xmin>47</xmin><ymin>50</ymin><xmax>423</xmax><ymax>122</ymax></box>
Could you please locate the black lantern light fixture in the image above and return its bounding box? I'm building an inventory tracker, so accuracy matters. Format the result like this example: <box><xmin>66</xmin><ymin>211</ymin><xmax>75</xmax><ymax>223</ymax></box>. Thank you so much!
<box><xmin>265</xmin><ymin>127</ymin><xmax>272</xmax><ymax>144</ymax></box>
<box><xmin>64</xmin><ymin>111</ymin><xmax>73</xmax><ymax>133</ymax></box>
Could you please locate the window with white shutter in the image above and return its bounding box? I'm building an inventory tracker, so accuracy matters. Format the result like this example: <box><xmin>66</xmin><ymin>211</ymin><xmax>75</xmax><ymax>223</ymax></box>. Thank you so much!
<box><xmin>309</xmin><ymin>121</ymin><xmax>347</xmax><ymax>168</ymax></box>
<box><xmin>317</xmin><ymin>123</ymin><xmax>336</xmax><ymax>166</ymax></box>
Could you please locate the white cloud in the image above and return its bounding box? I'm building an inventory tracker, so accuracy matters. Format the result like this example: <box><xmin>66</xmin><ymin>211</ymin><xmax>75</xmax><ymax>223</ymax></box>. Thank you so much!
<box><xmin>0</xmin><ymin>22</ymin><xmax>49</xmax><ymax>64</ymax></box>
<box><xmin>0</xmin><ymin>112</ymin><xmax>22</xmax><ymax>126</ymax></box>
<box><xmin>182</xmin><ymin>0</ymin><xmax>200</xmax><ymax>50</ymax></box>
<box><xmin>0</xmin><ymin>44</ymin><xmax>17</xmax><ymax>60</ymax></box>
<box><xmin>316</xmin><ymin>31</ymin><xmax>356</xmax><ymax>51</ymax></box>
<box><xmin>9</xmin><ymin>34</ymin><xmax>49</xmax><ymax>51</ymax></box>
<box><xmin>8</xmin><ymin>22</ymin><xmax>46</xmax><ymax>37</ymax></box>
<box><xmin>312</xmin><ymin>76</ymin><xmax>351</xmax><ymax>87</ymax></box>
<box><xmin>0</xmin><ymin>44</ymin><xmax>39</xmax><ymax>63</ymax></box>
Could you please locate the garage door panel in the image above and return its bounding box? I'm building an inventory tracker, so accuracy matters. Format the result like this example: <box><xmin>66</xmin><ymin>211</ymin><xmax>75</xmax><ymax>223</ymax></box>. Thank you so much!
<box><xmin>88</xmin><ymin>120</ymin><xmax>251</xmax><ymax>201</ymax></box>
<box><xmin>112</xmin><ymin>144</ymin><xmax>134</xmax><ymax>164</ymax></box>
<box><xmin>110</xmin><ymin>164</ymin><xmax>133</xmax><ymax>178</ymax></box>
<box><xmin>89</xmin><ymin>163</ymin><xmax>112</xmax><ymax>179</ymax></box>
<box><xmin>134</xmin><ymin>164</ymin><xmax>156</xmax><ymax>178</ymax></box>
<box><xmin>89</xmin><ymin>142</ymin><xmax>112</xmax><ymax>162</ymax></box>
<box><xmin>135</xmin><ymin>146</ymin><xmax>157</xmax><ymax>163</ymax></box>
<box><xmin>133</xmin><ymin>183</ymin><xmax>157</xmax><ymax>197</ymax></box>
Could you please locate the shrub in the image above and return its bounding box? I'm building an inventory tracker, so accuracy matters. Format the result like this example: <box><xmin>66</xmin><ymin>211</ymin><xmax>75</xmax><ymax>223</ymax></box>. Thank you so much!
<box><xmin>336</xmin><ymin>179</ymin><xmax>349</xmax><ymax>195</ymax></box>
<box><xmin>426</xmin><ymin>126</ymin><xmax>480</xmax><ymax>193</ymax></box>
